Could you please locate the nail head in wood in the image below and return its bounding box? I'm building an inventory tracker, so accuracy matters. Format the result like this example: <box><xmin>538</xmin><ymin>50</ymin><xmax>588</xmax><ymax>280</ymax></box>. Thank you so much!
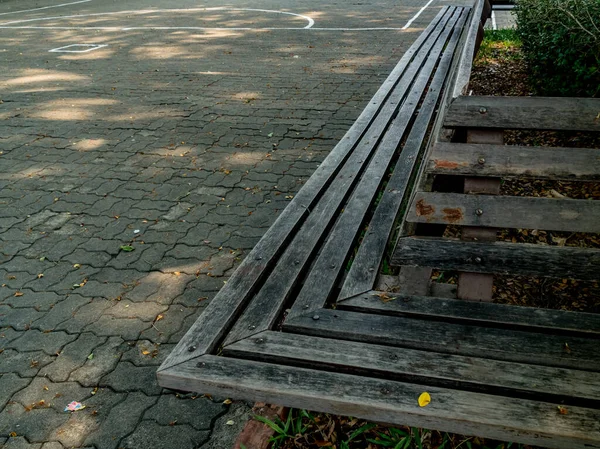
<box><xmin>475</xmin><ymin>208</ymin><xmax>483</xmax><ymax>216</ymax></box>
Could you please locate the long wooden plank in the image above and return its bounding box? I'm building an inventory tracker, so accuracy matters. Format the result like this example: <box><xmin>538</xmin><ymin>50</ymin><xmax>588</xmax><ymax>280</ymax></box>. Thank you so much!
<box><xmin>224</xmin><ymin>9</ymin><xmax>465</xmax><ymax>344</ymax></box>
<box><xmin>392</xmin><ymin>236</ymin><xmax>600</xmax><ymax>280</ymax></box>
<box><xmin>452</xmin><ymin>0</ymin><xmax>487</xmax><ymax>98</ymax></box>
<box><xmin>407</xmin><ymin>192</ymin><xmax>600</xmax><ymax>233</ymax></box>
<box><xmin>158</xmin><ymin>7</ymin><xmax>454</xmax><ymax>371</ymax></box>
<box><xmin>444</xmin><ymin>96</ymin><xmax>600</xmax><ymax>132</ymax></box>
<box><xmin>284</xmin><ymin>309</ymin><xmax>600</xmax><ymax>371</ymax></box>
<box><xmin>225</xmin><ymin>331</ymin><xmax>600</xmax><ymax>405</ymax></box>
<box><xmin>158</xmin><ymin>356</ymin><xmax>600</xmax><ymax>449</ymax></box>
<box><xmin>428</xmin><ymin>142</ymin><xmax>600</xmax><ymax>181</ymax></box>
<box><xmin>306</xmin><ymin>8</ymin><xmax>469</xmax><ymax>303</ymax></box>
<box><xmin>339</xmin><ymin>291</ymin><xmax>600</xmax><ymax>337</ymax></box>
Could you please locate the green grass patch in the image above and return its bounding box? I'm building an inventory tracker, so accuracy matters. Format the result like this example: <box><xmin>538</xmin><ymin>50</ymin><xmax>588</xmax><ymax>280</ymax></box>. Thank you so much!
<box><xmin>476</xmin><ymin>29</ymin><xmax>522</xmax><ymax>64</ymax></box>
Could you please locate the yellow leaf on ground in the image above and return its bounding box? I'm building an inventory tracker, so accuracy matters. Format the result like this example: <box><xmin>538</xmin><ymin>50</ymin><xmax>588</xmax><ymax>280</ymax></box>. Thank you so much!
<box><xmin>418</xmin><ymin>392</ymin><xmax>431</xmax><ymax>407</ymax></box>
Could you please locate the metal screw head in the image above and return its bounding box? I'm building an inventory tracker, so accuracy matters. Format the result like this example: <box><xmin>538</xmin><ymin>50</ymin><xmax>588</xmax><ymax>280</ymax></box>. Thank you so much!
<box><xmin>304</xmin><ymin>305</ymin><xmax>309</xmax><ymax>309</ymax></box>
<box><xmin>330</xmin><ymin>264</ymin><xmax>336</xmax><ymax>269</ymax></box>
<box><xmin>196</xmin><ymin>362</ymin><xmax>206</xmax><ymax>368</ymax></box>
<box><xmin>188</xmin><ymin>345</ymin><xmax>197</xmax><ymax>352</ymax></box>
<box><xmin>474</xmin><ymin>257</ymin><xmax>482</xmax><ymax>263</ymax></box>
<box><xmin>369</xmin><ymin>267</ymin><xmax>375</xmax><ymax>272</ymax></box>
<box><xmin>255</xmin><ymin>338</ymin><xmax>265</xmax><ymax>344</ymax></box>
<box><xmin>294</xmin><ymin>260</ymin><xmax>300</xmax><ymax>265</ymax></box>
<box><xmin>475</xmin><ymin>208</ymin><xmax>483</xmax><ymax>216</ymax></box>
<box><xmin>478</xmin><ymin>157</ymin><xmax>486</xmax><ymax>165</ymax></box>
<box><xmin>312</xmin><ymin>315</ymin><xmax>320</xmax><ymax>321</ymax></box>
<box><xmin>248</xmin><ymin>325</ymin><xmax>256</xmax><ymax>330</ymax></box>
<box><xmin>389</xmin><ymin>354</ymin><xmax>399</xmax><ymax>361</ymax></box>
<box><xmin>479</xmin><ymin>107</ymin><xmax>487</xmax><ymax>114</ymax></box>
<box><xmin>255</xmin><ymin>256</ymin><xmax>262</xmax><ymax>261</ymax></box>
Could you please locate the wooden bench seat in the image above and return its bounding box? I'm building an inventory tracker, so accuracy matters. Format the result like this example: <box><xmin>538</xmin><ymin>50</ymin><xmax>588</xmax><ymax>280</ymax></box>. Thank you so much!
<box><xmin>158</xmin><ymin>2</ymin><xmax>600</xmax><ymax>447</ymax></box>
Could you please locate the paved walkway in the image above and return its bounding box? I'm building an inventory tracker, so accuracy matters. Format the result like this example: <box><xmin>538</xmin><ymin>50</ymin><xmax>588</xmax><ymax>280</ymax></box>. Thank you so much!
<box><xmin>0</xmin><ymin>0</ymin><xmax>446</xmax><ymax>447</ymax></box>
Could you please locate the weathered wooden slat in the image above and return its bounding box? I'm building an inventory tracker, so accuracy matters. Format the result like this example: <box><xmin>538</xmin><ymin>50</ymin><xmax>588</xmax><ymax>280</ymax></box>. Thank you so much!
<box><xmin>335</xmin><ymin>8</ymin><xmax>470</xmax><ymax>301</ymax></box>
<box><xmin>225</xmin><ymin>331</ymin><xmax>600</xmax><ymax>405</ymax></box>
<box><xmin>391</xmin><ymin>236</ymin><xmax>600</xmax><ymax>280</ymax></box>
<box><xmin>284</xmin><ymin>309</ymin><xmax>600</xmax><ymax>371</ymax></box>
<box><xmin>158</xmin><ymin>355</ymin><xmax>600</xmax><ymax>449</ymax></box>
<box><xmin>444</xmin><ymin>96</ymin><xmax>600</xmax><ymax>131</ymax></box>
<box><xmin>452</xmin><ymin>0</ymin><xmax>489</xmax><ymax>99</ymax></box>
<box><xmin>225</xmin><ymin>9</ymin><xmax>466</xmax><ymax>342</ymax></box>
<box><xmin>407</xmin><ymin>192</ymin><xmax>600</xmax><ymax>233</ymax></box>
<box><xmin>157</xmin><ymin>7</ymin><xmax>455</xmax><ymax>371</ymax></box>
<box><xmin>338</xmin><ymin>291</ymin><xmax>600</xmax><ymax>337</ymax></box>
<box><xmin>428</xmin><ymin>142</ymin><xmax>600</xmax><ymax>181</ymax></box>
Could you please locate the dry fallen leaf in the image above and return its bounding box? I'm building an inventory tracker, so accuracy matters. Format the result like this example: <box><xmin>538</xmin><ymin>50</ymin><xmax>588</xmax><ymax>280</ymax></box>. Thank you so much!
<box><xmin>14</xmin><ymin>291</ymin><xmax>24</xmax><ymax>297</ymax></box>
<box><xmin>418</xmin><ymin>392</ymin><xmax>431</xmax><ymax>407</ymax></box>
<box><xmin>557</xmin><ymin>406</ymin><xmax>568</xmax><ymax>415</ymax></box>
<box><xmin>155</xmin><ymin>315</ymin><xmax>164</xmax><ymax>323</ymax></box>
<box><xmin>223</xmin><ymin>399</ymin><xmax>232</xmax><ymax>405</ymax></box>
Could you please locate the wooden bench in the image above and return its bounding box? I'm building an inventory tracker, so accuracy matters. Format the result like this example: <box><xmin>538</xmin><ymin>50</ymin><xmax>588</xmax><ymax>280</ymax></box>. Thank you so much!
<box><xmin>158</xmin><ymin>2</ymin><xmax>600</xmax><ymax>448</ymax></box>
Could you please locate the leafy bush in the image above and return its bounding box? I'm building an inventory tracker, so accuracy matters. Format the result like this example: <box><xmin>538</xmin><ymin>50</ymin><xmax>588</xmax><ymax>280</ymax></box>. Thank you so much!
<box><xmin>515</xmin><ymin>0</ymin><xmax>600</xmax><ymax>97</ymax></box>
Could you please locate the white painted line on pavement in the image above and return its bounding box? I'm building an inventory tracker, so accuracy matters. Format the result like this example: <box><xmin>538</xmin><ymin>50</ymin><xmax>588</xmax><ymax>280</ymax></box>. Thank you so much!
<box><xmin>0</xmin><ymin>25</ymin><xmax>408</xmax><ymax>31</ymax></box>
<box><xmin>402</xmin><ymin>0</ymin><xmax>435</xmax><ymax>29</ymax></box>
<box><xmin>48</xmin><ymin>43</ymin><xmax>106</xmax><ymax>52</ymax></box>
<box><xmin>0</xmin><ymin>0</ymin><xmax>91</xmax><ymax>17</ymax></box>
<box><xmin>0</xmin><ymin>7</ymin><xmax>315</xmax><ymax>28</ymax></box>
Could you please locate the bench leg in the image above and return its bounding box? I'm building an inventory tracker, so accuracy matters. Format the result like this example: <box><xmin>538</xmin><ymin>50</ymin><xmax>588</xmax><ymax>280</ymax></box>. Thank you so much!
<box><xmin>457</xmin><ymin>129</ymin><xmax>503</xmax><ymax>301</ymax></box>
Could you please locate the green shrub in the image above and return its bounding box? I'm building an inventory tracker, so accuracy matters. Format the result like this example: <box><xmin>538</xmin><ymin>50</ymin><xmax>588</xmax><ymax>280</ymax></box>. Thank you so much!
<box><xmin>515</xmin><ymin>0</ymin><xmax>600</xmax><ymax>97</ymax></box>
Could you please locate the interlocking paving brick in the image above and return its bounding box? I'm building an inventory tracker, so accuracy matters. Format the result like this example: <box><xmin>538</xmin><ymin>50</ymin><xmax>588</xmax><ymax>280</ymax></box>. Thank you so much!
<box><xmin>0</xmin><ymin>350</ymin><xmax>54</xmax><ymax>377</ymax></box>
<box><xmin>139</xmin><ymin>304</ymin><xmax>196</xmax><ymax>344</ymax></box>
<box><xmin>55</xmin><ymin>298</ymin><xmax>113</xmax><ymax>334</ymax></box>
<box><xmin>121</xmin><ymin>421</ymin><xmax>209</xmax><ymax>449</ymax></box>
<box><xmin>144</xmin><ymin>394</ymin><xmax>226</xmax><ymax>430</ymax></box>
<box><xmin>40</xmin><ymin>333</ymin><xmax>106</xmax><ymax>382</ymax></box>
<box><xmin>69</xmin><ymin>337</ymin><xmax>124</xmax><ymax>386</ymax></box>
<box><xmin>0</xmin><ymin>373</ymin><xmax>31</xmax><ymax>409</ymax></box>
<box><xmin>83</xmin><ymin>392</ymin><xmax>157</xmax><ymax>449</ymax></box>
<box><xmin>11</xmin><ymin>378</ymin><xmax>90</xmax><ymax>414</ymax></box>
<box><xmin>0</xmin><ymin>0</ymin><xmax>436</xmax><ymax>446</ymax></box>
<box><xmin>3</xmin><ymin>290</ymin><xmax>62</xmax><ymax>311</ymax></box>
<box><xmin>33</xmin><ymin>294</ymin><xmax>92</xmax><ymax>331</ymax></box>
<box><xmin>0</xmin><ymin>402</ymin><xmax>70</xmax><ymax>443</ymax></box>
<box><xmin>6</xmin><ymin>330</ymin><xmax>76</xmax><ymax>355</ymax></box>
<box><xmin>100</xmin><ymin>361</ymin><xmax>162</xmax><ymax>396</ymax></box>
<box><xmin>2</xmin><ymin>436</ymin><xmax>42</xmax><ymax>449</ymax></box>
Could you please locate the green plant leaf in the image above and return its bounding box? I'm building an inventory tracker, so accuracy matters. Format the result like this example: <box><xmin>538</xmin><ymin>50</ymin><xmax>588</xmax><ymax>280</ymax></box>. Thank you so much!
<box><xmin>120</xmin><ymin>245</ymin><xmax>135</xmax><ymax>252</ymax></box>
